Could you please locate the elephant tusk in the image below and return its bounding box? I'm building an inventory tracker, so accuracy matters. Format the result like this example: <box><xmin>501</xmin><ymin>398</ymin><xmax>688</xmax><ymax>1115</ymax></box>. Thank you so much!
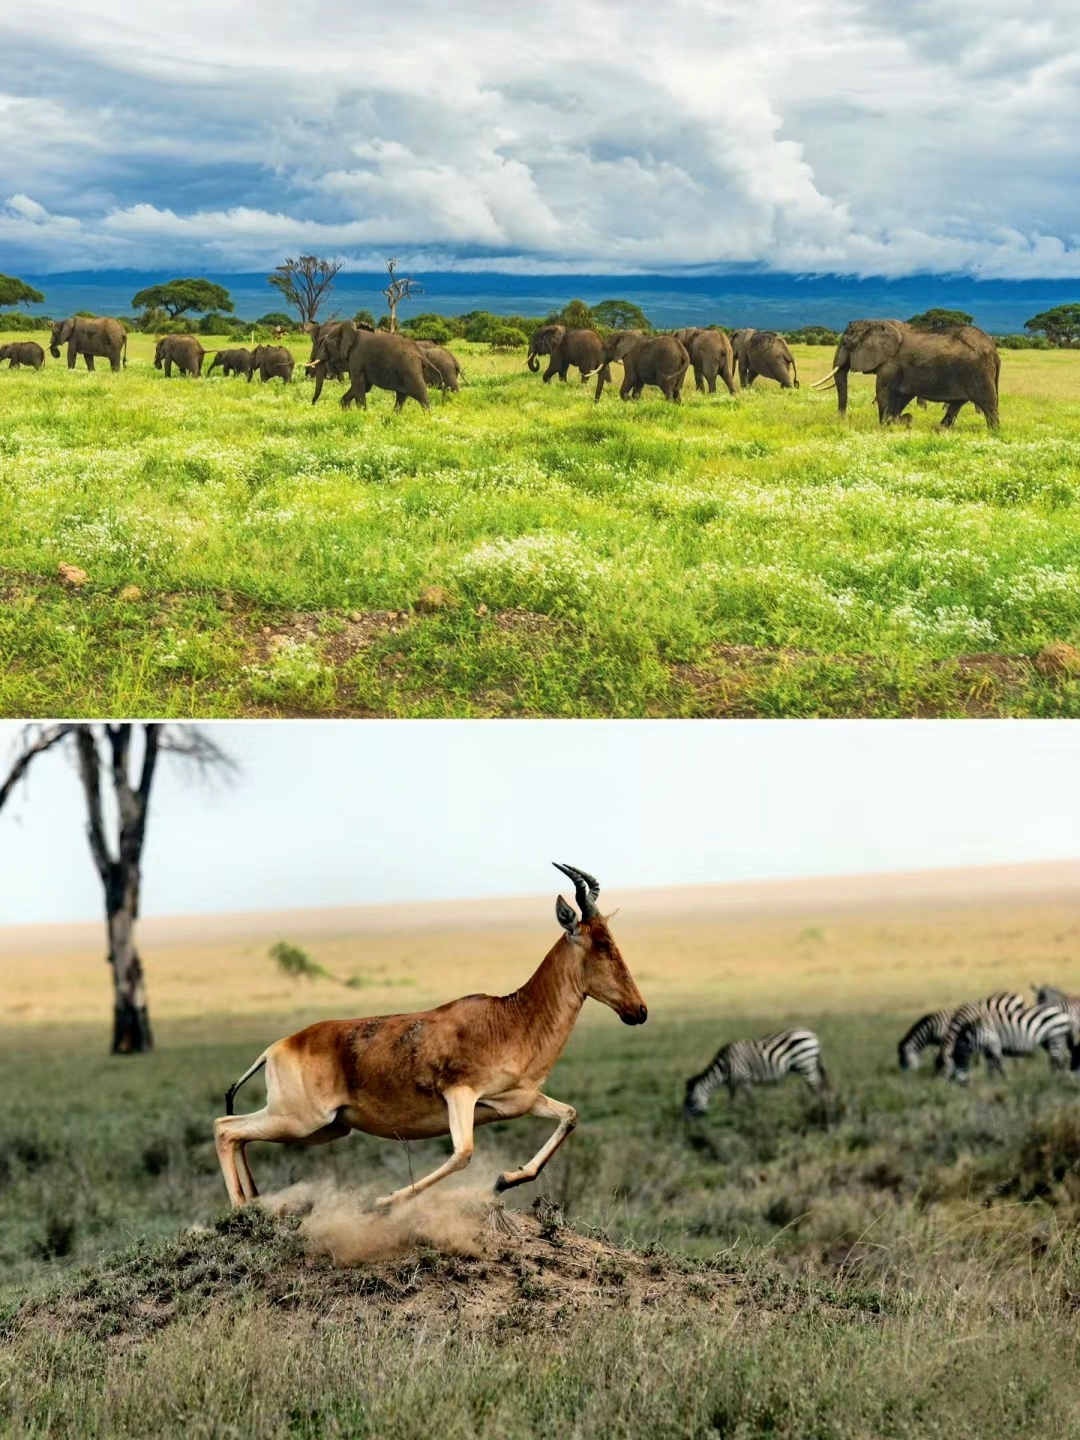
<box><xmin>810</xmin><ymin>367</ymin><xmax>840</xmax><ymax>389</ymax></box>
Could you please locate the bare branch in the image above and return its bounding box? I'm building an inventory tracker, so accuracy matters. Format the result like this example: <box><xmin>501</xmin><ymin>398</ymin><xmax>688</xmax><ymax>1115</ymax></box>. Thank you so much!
<box><xmin>74</xmin><ymin>728</ymin><xmax>115</xmax><ymax>886</ymax></box>
<box><xmin>159</xmin><ymin>725</ymin><xmax>238</xmax><ymax>780</ymax></box>
<box><xmin>0</xmin><ymin>724</ymin><xmax>76</xmax><ymax>813</ymax></box>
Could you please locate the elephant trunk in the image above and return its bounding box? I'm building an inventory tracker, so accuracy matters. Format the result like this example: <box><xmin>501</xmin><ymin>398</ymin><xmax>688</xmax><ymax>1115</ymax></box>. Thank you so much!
<box><xmin>830</xmin><ymin>346</ymin><xmax>851</xmax><ymax>415</ymax></box>
<box><xmin>527</xmin><ymin>352</ymin><xmax>540</xmax><ymax>372</ymax></box>
<box><xmin>309</xmin><ymin>359</ymin><xmax>327</xmax><ymax>405</ymax></box>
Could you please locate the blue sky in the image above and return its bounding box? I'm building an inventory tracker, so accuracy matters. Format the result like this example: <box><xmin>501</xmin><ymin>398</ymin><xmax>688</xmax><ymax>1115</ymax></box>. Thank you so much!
<box><xmin>1</xmin><ymin>1</ymin><xmax>1078</xmax><ymax>278</ymax></box>
<box><xmin>2</xmin><ymin>721</ymin><xmax>1080</xmax><ymax>926</ymax></box>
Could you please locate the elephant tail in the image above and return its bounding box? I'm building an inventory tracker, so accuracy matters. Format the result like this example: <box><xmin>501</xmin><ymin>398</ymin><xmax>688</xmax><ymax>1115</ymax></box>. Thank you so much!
<box><xmin>791</xmin><ymin>357</ymin><xmax>799</xmax><ymax>388</ymax></box>
<box><xmin>122</xmin><ymin>332</ymin><xmax>128</xmax><ymax>368</ymax></box>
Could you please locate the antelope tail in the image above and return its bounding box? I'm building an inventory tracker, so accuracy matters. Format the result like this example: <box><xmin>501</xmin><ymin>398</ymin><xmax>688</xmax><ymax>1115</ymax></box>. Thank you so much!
<box><xmin>225</xmin><ymin>1052</ymin><xmax>268</xmax><ymax>1115</ymax></box>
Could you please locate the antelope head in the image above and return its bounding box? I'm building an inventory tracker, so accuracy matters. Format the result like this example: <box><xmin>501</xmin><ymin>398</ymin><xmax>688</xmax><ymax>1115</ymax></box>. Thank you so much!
<box><xmin>553</xmin><ymin>862</ymin><xmax>647</xmax><ymax>1025</ymax></box>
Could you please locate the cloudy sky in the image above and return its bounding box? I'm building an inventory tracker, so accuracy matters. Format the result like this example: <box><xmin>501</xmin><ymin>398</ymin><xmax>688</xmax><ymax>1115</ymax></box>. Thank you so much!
<box><xmin>2</xmin><ymin>721</ymin><xmax>1080</xmax><ymax>926</ymax></box>
<box><xmin>1</xmin><ymin>1</ymin><xmax>1078</xmax><ymax>277</ymax></box>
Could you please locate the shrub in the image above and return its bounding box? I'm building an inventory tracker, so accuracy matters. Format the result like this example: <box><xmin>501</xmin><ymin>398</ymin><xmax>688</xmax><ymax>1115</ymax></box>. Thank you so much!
<box><xmin>784</xmin><ymin>326</ymin><xmax>839</xmax><ymax>346</ymax></box>
<box><xmin>0</xmin><ymin>312</ymin><xmax>49</xmax><ymax>332</ymax></box>
<box><xmin>488</xmin><ymin>325</ymin><xmax>528</xmax><ymax>351</ymax></box>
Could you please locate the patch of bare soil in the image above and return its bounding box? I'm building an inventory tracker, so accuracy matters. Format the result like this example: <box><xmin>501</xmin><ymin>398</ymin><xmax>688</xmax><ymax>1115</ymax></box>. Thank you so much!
<box><xmin>245</xmin><ymin>610</ymin><xmax>407</xmax><ymax>666</ymax></box>
<box><xmin>490</xmin><ymin>608</ymin><xmax>562</xmax><ymax>637</ymax></box>
<box><xmin>7</xmin><ymin>1197</ymin><xmax>746</xmax><ymax>1352</ymax></box>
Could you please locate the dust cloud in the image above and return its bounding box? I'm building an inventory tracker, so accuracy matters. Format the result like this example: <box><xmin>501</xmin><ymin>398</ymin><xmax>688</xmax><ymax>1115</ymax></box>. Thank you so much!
<box><xmin>260</xmin><ymin>1170</ymin><xmax>518</xmax><ymax>1265</ymax></box>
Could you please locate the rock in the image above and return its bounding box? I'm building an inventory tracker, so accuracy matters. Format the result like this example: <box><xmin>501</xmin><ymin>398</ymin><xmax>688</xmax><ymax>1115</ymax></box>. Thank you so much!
<box><xmin>119</xmin><ymin>585</ymin><xmax>142</xmax><ymax>602</ymax></box>
<box><xmin>58</xmin><ymin>563</ymin><xmax>88</xmax><ymax>588</ymax></box>
<box><xmin>415</xmin><ymin>585</ymin><xmax>455</xmax><ymax>614</ymax></box>
<box><xmin>475</xmin><ymin>603</ymin><xmax>489</xmax><ymax>617</ymax></box>
<box><xmin>1035</xmin><ymin>641</ymin><xmax>1080</xmax><ymax>677</ymax></box>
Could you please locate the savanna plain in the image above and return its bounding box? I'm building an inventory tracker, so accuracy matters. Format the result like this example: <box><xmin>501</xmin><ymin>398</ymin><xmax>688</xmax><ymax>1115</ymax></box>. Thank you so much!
<box><xmin>7</xmin><ymin>864</ymin><xmax>1080</xmax><ymax>1436</ymax></box>
<box><xmin>3</xmin><ymin>331</ymin><xmax>1080</xmax><ymax>718</ymax></box>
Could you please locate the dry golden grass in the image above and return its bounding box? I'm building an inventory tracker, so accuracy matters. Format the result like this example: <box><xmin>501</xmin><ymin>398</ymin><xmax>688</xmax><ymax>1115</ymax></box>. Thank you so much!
<box><xmin>5</xmin><ymin>859</ymin><xmax>1080</xmax><ymax>1032</ymax></box>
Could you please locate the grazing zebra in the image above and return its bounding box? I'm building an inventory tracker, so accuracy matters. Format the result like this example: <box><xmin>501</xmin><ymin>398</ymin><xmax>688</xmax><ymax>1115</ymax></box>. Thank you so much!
<box><xmin>897</xmin><ymin>1009</ymin><xmax>954</xmax><ymax>1070</ymax></box>
<box><xmin>1033</xmin><ymin>984</ymin><xmax>1080</xmax><ymax>1039</ymax></box>
<box><xmin>684</xmin><ymin>1029</ymin><xmax>826</xmax><ymax>1116</ymax></box>
<box><xmin>937</xmin><ymin>992</ymin><xmax>1028</xmax><ymax>1078</ymax></box>
<box><xmin>948</xmin><ymin>1002</ymin><xmax>1075</xmax><ymax>1082</ymax></box>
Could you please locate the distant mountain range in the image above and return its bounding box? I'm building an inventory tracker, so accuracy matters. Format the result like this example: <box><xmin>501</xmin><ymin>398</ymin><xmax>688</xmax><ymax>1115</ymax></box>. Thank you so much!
<box><xmin>15</xmin><ymin>270</ymin><xmax>1079</xmax><ymax>333</ymax></box>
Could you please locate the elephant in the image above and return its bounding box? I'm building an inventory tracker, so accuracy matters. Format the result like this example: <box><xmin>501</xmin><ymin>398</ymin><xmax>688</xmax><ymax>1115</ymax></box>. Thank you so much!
<box><xmin>154</xmin><ymin>335</ymin><xmax>206</xmax><ymax>378</ymax></box>
<box><xmin>206</xmin><ymin>347</ymin><xmax>253</xmax><ymax>378</ymax></box>
<box><xmin>729</xmin><ymin>330</ymin><xmax>798</xmax><ymax>389</ymax></box>
<box><xmin>813</xmin><ymin>319</ymin><xmax>1000</xmax><ymax>430</ymax></box>
<box><xmin>600</xmin><ymin>332</ymin><xmax>689</xmax><ymax>402</ymax></box>
<box><xmin>0</xmin><ymin>341</ymin><xmax>45</xmax><ymax>370</ymax></box>
<box><xmin>249</xmin><ymin>345</ymin><xmax>295</xmax><ymax>384</ymax></box>
<box><xmin>533</xmin><ymin>326</ymin><xmax>610</xmax><ymax>386</ymax></box>
<box><xmin>49</xmin><ymin>316</ymin><xmax>127</xmax><ymax>372</ymax></box>
<box><xmin>416</xmin><ymin>340</ymin><xmax>463</xmax><ymax>394</ymax></box>
<box><xmin>304</xmin><ymin>322</ymin><xmax>350</xmax><ymax>400</ymax></box>
<box><xmin>674</xmin><ymin>327</ymin><xmax>737</xmax><ymax>397</ymax></box>
<box><xmin>308</xmin><ymin>321</ymin><xmax>430</xmax><ymax>412</ymax></box>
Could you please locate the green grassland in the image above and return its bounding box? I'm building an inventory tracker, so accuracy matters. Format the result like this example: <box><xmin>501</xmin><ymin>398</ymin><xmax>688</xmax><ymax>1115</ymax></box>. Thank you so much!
<box><xmin>6</xmin><ymin>1008</ymin><xmax>1080</xmax><ymax>1436</ymax></box>
<box><xmin>2</xmin><ymin>331</ymin><xmax>1080</xmax><ymax>717</ymax></box>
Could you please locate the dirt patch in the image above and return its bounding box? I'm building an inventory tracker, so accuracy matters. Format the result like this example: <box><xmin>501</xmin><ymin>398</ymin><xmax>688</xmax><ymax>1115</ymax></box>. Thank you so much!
<box><xmin>490</xmin><ymin>608</ymin><xmax>562</xmax><ymax>637</ymax></box>
<box><xmin>245</xmin><ymin>610</ymin><xmax>407</xmax><ymax>667</ymax></box>
<box><xmin>7</xmin><ymin>1197</ymin><xmax>745</xmax><ymax>1351</ymax></box>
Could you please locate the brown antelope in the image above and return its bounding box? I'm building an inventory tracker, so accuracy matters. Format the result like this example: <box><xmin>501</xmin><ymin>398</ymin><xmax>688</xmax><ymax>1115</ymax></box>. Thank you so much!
<box><xmin>214</xmin><ymin>864</ymin><xmax>647</xmax><ymax>1210</ymax></box>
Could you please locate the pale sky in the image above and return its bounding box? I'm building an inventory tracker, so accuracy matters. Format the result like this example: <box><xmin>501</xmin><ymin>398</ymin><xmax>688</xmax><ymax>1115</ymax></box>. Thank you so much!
<box><xmin>1</xmin><ymin>1</ymin><xmax>1078</xmax><ymax>277</ymax></box>
<box><xmin>2</xmin><ymin>720</ymin><xmax>1080</xmax><ymax>927</ymax></box>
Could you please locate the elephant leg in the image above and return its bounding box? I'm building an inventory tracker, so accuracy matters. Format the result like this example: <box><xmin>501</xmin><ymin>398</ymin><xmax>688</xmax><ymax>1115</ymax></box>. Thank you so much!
<box><xmin>693</xmin><ymin>364</ymin><xmax>705</xmax><ymax>393</ymax></box>
<box><xmin>938</xmin><ymin>401</ymin><xmax>965</xmax><ymax>430</ymax></box>
<box><xmin>394</xmin><ymin>391</ymin><xmax>408</xmax><ymax>411</ymax></box>
<box><xmin>706</xmin><ymin>371</ymin><xmax>717</xmax><ymax>395</ymax></box>
<box><xmin>85</xmin><ymin>354</ymin><xmax>96</xmax><ymax>372</ymax></box>
<box><xmin>542</xmin><ymin>359</ymin><xmax>556</xmax><ymax>384</ymax></box>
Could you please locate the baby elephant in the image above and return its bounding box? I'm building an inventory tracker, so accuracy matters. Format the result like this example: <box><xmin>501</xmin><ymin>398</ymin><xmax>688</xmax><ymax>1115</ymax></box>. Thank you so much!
<box><xmin>249</xmin><ymin>345</ymin><xmax>295</xmax><ymax>384</ymax></box>
<box><xmin>206</xmin><ymin>347</ymin><xmax>254</xmax><ymax>379</ymax></box>
<box><xmin>0</xmin><ymin>341</ymin><xmax>45</xmax><ymax>370</ymax></box>
<box><xmin>154</xmin><ymin>335</ymin><xmax>206</xmax><ymax>378</ymax></box>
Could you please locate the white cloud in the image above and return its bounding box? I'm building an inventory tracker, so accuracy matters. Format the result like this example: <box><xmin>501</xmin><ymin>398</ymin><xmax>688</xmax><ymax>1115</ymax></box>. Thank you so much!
<box><xmin>0</xmin><ymin>0</ymin><xmax>1078</xmax><ymax>275</ymax></box>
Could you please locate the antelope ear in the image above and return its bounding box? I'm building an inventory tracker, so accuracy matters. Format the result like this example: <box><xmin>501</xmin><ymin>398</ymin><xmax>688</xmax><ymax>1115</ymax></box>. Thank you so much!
<box><xmin>555</xmin><ymin>895</ymin><xmax>579</xmax><ymax>935</ymax></box>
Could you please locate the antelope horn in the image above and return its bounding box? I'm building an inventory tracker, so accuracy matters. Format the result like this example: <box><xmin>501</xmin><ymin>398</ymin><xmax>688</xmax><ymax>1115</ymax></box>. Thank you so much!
<box><xmin>552</xmin><ymin>862</ymin><xmax>600</xmax><ymax>919</ymax></box>
<box><xmin>810</xmin><ymin>367</ymin><xmax>840</xmax><ymax>389</ymax></box>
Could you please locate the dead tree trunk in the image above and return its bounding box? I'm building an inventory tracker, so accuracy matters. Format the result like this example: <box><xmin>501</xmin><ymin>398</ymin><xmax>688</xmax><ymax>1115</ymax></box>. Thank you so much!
<box><xmin>75</xmin><ymin>725</ymin><xmax>159</xmax><ymax>1053</ymax></box>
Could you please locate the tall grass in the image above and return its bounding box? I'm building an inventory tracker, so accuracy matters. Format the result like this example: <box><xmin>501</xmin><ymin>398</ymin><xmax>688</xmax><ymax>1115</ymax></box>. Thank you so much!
<box><xmin>5</xmin><ymin>1010</ymin><xmax>1080</xmax><ymax>1435</ymax></box>
<box><xmin>3</xmin><ymin>333</ymin><xmax>1080</xmax><ymax>715</ymax></box>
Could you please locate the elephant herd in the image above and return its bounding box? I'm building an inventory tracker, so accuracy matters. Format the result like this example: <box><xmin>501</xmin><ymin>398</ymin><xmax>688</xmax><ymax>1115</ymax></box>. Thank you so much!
<box><xmin>3</xmin><ymin>313</ymin><xmax>1002</xmax><ymax>430</ymax></box>
<box><xmin>524</xmin><ymin>319</ymin><xmax>1000</xmax><ymax>429</ymax></box>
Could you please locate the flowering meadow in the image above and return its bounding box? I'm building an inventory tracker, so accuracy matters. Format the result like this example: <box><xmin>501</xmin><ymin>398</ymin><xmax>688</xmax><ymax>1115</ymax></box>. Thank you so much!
<box><xmin>2</xmin><ymin>331</ymin><xmax>1079</xmax><ymax>716</ymax></box>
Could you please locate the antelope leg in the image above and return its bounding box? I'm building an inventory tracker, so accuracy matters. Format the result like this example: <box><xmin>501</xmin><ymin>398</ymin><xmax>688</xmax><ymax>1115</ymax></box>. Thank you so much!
<box><xmin>375</xmin><ymin>1086</ymin><xmax>477</xmax><ymax>1208</ymax></box>
<box><xmin>495</xmin><ymin>1094</ymin><xmax>577</xmax><ymax>1192</ymax></box>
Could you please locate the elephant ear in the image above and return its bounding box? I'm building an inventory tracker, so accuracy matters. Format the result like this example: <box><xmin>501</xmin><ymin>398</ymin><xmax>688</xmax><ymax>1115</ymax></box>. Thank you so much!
<box><xmin>59</xmin><ymin>318</ymin><xmax>74</xmax><ymax>343</ymax></box>
<box><xmin>849</xmin><ymin>322</ymin><xmax>903</xmax><ymax>373</ymax></box>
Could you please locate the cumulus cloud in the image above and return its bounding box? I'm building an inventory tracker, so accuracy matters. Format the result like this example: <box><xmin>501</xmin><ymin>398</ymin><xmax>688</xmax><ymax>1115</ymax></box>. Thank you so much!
<box><xmin>0</xmin><ymin>0</ymin><xmax>1078</xmax><ymax>275</ymax></box>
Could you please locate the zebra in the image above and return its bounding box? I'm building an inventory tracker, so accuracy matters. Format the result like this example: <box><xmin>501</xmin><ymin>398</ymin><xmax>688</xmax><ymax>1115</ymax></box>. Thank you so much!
<box><xmin>897</xmin><ymin>1009</ymin><xmax>954</xmax><ymax>1070</ymax></box>
<box><xmin>1033</xmin><ymin>984</ymin><xmax>1080</xmax><ymax>1042</ymax></box>
<box><xmin>684</xmin><ymin>1029</ymin><xmax>826</xmax><ymax>1116</ymax></box>
<box><xmin>937</xmin><ymin>992</ymin><xmax>1028</xmax><ymax>1078</ymax></box>
<box><xmin>948</xmin><ymin>1001</ymin><xmax>1076</xmax><ymax>1083</ymax></box>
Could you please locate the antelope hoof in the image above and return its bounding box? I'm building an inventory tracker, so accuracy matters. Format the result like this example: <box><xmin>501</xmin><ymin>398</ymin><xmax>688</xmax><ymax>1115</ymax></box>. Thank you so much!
<box><xmin>494</xmin><ymin>1170</ymin><xmax>527</xmax><ymax>1193</ymax></box>
<box><xmin>370</xmin><ymin>1193</ymin><xmax>396</xmax><ymax>1212</ymax></box>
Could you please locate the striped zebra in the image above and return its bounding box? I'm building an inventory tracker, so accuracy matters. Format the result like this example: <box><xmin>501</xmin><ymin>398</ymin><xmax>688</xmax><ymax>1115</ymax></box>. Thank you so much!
<box><xmin>897</xmin><ymin>1009</ymin><xmax>953</xmax><ymax>1070</ymax></box>
<box><xmin>684</xmin><ymin>1029</ymin><xmax>826</xmax><ymax>1116</ymax></box>
<box><xmin>1033</xmin><ymin>984</ymin><xmax>1080</xmax><ymax>1039</ymax></box>
<box><xmin>937</xmin><ymin>992</ymin><xmax>1028</xmax><ymax>1078</ymax></box>
<box><xmin>948</xmin><ymin>1001</ymin><xmax>1075</xmax><ymax>1083</ymax></box>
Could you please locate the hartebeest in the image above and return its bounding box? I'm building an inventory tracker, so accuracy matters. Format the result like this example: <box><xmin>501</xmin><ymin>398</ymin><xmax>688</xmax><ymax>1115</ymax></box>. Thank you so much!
<box><xmin>214</xmin><ymin>864</ymin><xmax>647</xmax><ymax>1209</ymax></box>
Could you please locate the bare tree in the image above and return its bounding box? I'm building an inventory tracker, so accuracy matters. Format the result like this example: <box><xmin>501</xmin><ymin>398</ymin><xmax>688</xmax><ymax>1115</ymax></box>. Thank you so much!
<box><xmin>0</xmin><ymin>725</ymin><xmax>234</xmax><ymax>1054</ymax></box>
<box><xmin>267</xmin><ymin>255</ymin><xmax>342</xmax><ymax>327</ymax></box>
<box><xmin>381</xmin><ymin>259</ymin><xmax>423</xmax><ymax>332</ymax></box>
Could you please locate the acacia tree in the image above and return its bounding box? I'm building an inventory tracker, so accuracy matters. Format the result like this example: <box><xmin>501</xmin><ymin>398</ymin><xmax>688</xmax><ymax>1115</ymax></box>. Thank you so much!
<box><xmin>1025</xmin><ymin>305</ymin><xmax>1080</xmax><ymax>347</ymax></box>
<box><xmin>0</xmin><ymin>724</ymin><xmax>233</xmax><ymax>1054</ymax></box>
<box><xmin>906</xmin><ymin>308</ymin><xmax>974</xmax><ymax>331</ymax></box>
<box><xmin>381</xmin><ymin>259</ymin><xmax>423</xmax><ymax>331</ymax></box>
<box><xmin>131</xmin><ymin>279</ymin><xmax>234</xmax><ymax>321</ymax></box>
<box><xmin>268</xmin><ymin>255</ymin><xmax>342</xmax><ymax>326</ymax></box>
<box><xmin>0</xmin><ymin>274</ymin><xmax>45</xmax><ymax>310</ymax></box>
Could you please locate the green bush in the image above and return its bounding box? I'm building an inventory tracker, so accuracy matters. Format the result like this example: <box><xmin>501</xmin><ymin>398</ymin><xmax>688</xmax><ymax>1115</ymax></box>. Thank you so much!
<box><xmin>488</xmin><ymin>324</ymin><xmax>528</xmax><ymax>351</ymax></box>
<box><xmin>0</xmin><ymin>312</ymin><xmax>50</xmax><ymax>332</ymax></box>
